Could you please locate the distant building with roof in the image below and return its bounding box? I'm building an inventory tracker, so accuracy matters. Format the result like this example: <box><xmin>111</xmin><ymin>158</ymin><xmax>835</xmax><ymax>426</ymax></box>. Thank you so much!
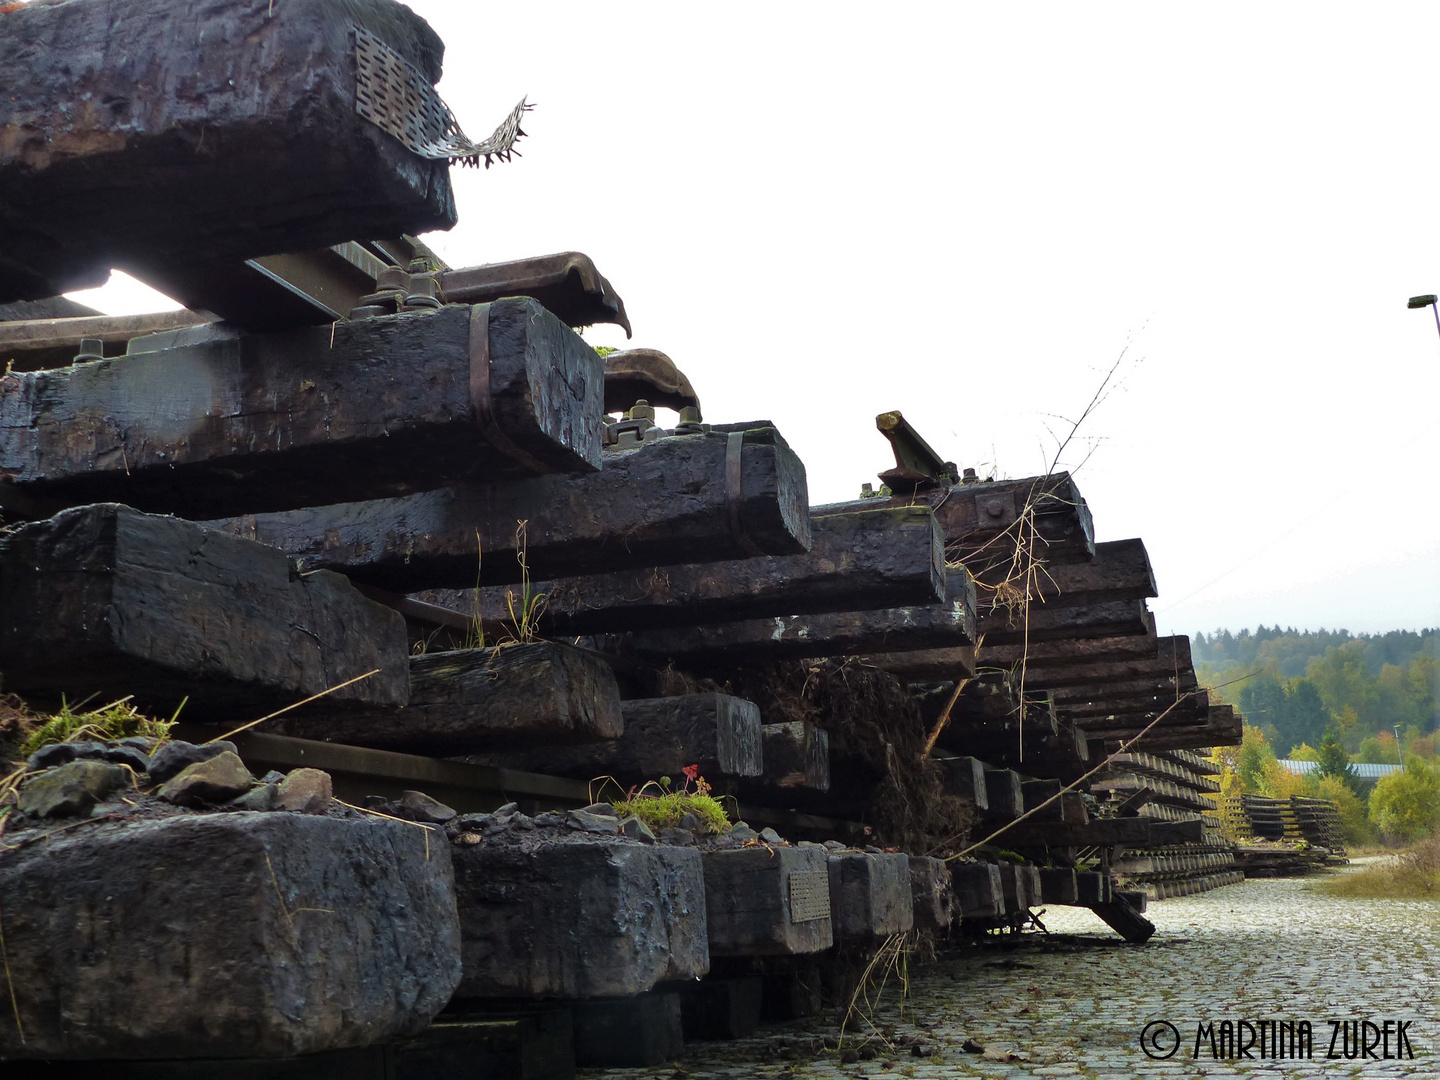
<box><xmin>1278</xmin><ymin>759</ymin><xmax>1402</xmax><ymax>787</ymax></box>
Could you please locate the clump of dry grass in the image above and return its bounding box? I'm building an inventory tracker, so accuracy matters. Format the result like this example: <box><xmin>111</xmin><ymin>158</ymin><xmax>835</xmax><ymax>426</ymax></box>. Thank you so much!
<box><xmin>1317</xmin><ymin>836</ymin><xmax>1440</xmax><ymax>900</ymax></box>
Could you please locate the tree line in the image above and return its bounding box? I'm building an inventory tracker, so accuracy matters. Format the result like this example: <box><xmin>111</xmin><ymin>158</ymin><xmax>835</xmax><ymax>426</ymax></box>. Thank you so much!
<box><xmin>1195</xmin><ymin>626</ymin><xmax>1437</xmax><ymax>759</ymax></box>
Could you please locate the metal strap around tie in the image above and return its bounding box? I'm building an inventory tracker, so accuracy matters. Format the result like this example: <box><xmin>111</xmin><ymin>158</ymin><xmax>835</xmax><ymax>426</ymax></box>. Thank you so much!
<box><xmin>725</xmin><ymin>430</ymin><xmax>766</xmax><ymax>557</ymax></box>
<box><xmin>469</xmin><ymin>304</ymin><xmax>551</xmax><ymax>475</ymax></box>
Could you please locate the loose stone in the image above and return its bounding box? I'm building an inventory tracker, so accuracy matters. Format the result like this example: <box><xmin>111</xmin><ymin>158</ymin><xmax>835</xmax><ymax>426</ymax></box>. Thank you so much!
<box><xmin>18</xmin><ymin>759</ymin><xmax>131</xmax><ymax>818</ymax></box>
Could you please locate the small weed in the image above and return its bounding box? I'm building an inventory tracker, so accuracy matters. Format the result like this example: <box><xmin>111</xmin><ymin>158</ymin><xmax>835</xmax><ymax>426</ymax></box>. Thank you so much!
<box><xmin>460</xmin><ymin>520</ymin><xmax>548</xmax><ymax>653</ymax></box>
<box><xmin>612</xmin><ymin>765</ymin><xmax>731</xmax><ymax>835</ymax></box>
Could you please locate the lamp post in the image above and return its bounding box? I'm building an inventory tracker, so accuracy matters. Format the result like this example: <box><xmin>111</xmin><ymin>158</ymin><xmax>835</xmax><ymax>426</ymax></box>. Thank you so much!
<box><xmin>1407</xmin><ymin>294</ymin><xmax>1440</xmax><ymax>344</ymax></box>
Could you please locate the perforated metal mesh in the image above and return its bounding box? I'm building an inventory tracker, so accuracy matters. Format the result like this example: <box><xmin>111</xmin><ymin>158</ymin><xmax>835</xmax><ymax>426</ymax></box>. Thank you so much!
<box><xmin>788</xmin><ymin>870</ymin><xmax>831</xmax><ymax>924</ymax></box>
<box><xmin>354</xmin><ymin>25</ymin><xmax>529</xmax><ymax>168</ymax></box>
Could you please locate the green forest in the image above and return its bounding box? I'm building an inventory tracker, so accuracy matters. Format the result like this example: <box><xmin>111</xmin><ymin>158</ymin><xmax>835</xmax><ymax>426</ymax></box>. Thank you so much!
<box><xmin>1194</xmin><ymin>626</ymin><xmax>1436</xmax><ymax>759</ymax></box>
<box><xmin>1196</xmin><ymin>626</ymin><xmax>1439</xmax><ymax>845</ymax></box>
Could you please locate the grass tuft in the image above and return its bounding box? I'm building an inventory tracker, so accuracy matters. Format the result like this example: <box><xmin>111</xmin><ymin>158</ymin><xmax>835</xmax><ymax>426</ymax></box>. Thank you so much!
<box><xmin>1317</xmin><ymin>836</ymin><xmax>1440</xmax><ymax>900</ymax></box>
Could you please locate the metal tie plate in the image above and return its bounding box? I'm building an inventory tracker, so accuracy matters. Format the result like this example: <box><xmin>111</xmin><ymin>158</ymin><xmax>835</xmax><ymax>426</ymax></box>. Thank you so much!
<box><xmin>788</xmin><ymin>870</ymin><xmax>831</xmax><ymax>924</ymax></box>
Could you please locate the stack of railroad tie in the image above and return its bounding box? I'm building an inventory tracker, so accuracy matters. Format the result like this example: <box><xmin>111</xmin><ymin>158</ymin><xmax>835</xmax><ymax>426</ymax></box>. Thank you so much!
<box><xmin>1100</xmin><ymin>749</ymin><xmax>1243</xmax><ymax>899</ymax></box>
<box><xmin>0</xmin><ymin>0</ymin><xmax>1251</xmax><ymax>1073</ymax></box>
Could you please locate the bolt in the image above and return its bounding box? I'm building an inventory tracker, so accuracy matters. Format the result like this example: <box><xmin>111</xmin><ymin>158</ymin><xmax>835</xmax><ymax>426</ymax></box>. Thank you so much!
<box><xmin>626</xmin><ymin>399</ymin><xmax>656</xmax><ymax>423</ymax></box>
<box><xmin>73</xmin><ymin>338</ymin><xmax>104</xmax><ymax>365</ymax></box>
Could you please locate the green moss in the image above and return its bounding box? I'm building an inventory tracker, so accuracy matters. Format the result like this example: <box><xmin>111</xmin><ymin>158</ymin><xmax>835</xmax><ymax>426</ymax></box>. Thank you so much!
<box><xmin>19</xmin><ymin>697</ymin><xmax>178</xmax><ymax>758</ymax></box>
<box><xmin>613</xmin><ymin>775</ymin><xmax>731</xmax><ymax>835</ymax></box>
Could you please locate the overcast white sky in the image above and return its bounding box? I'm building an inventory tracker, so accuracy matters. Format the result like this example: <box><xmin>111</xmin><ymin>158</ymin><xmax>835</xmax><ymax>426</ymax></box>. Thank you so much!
<box><xmin>75</xmin><ymin>2</ymin><xmax>1440</xmax><ymax>639</ymax></box>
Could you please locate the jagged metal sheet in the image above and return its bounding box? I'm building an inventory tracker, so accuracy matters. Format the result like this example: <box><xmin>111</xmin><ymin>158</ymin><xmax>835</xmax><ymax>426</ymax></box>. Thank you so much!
<box><xmin>788</xmin><ymin>870</ymin><xmax>831</xmax><ymax>923</ymax></box>
<box><xmin>354</xmin><ymin>25</ymin><xmax>529</xmax><ymax>168</ymax></box>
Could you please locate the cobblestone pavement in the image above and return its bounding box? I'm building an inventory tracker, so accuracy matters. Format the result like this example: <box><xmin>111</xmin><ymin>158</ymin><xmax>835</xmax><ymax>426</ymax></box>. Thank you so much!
<box><xmin>588</xmin><ymin>864</ymin><xmax>1439</xmax><ymax>1079</ymax></box>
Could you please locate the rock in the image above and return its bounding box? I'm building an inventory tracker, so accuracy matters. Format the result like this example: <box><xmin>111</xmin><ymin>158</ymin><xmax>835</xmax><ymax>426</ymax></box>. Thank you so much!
<box><xmin>580</xmin><ymin>802</ymin><xmax>619</xmax><ymax>817</ymax></box>
<box><xmin>158</xmin><ymin>752</ymin><xmax>255</xmax><ymax>808</ymax></box>
<box><xmin>26</xmin><ymin>741</ymin><xmax>110</xmax><ymax>771</ymax></box>
<box><xmin>493</xmin><ymin>802</ymin><xmax>519</xmax><ymax>817</ymax></box>
<box><xmin>567</xmin><ymin>809</ymin><xmax>621</xmax><ymax>835</ymax></box>
<box><xmin>659</xmin><ymin>827</ymin><xmax>694</xmax><ymax>845</ymax></box>
<box><xmin>231</xmin><ymin>783</ymin><xmax>279</xmax><ymax>812</ymax></box>
<box><xmin>677</xmin><ymin>811</ymin><xmax>702</xmax><ymax>831</ymax></box>
<box><xmin>118</xmin><ymin>736</ymin><xmax>163</xmax><ymax>754</ymax></box>
<box><xmin>18</xmin><ymin>760</ymin><xmax>131</xmax><ymax>818</ymax></box>
<box><xmin>621</xmin><ymin>816</ymin><xmax>657</xmax><ymax>843</ymax></box>
<box><xmin>275</xmin><ymin>768</ymin><xmax>333</xmax><ymax>813</ymax></box>
<box><xmin>396</xmin><ymin>790</ymin><xmax>457</xmax><ymax>824</ymax></box>
<box><xmin>533</xmin><ymin>811</ymin><xmax>565</xmax><ymax>827</ymax></box>
<box><xmin>25</xmin><ymin>742</ymin><xmax>77</xmax><ymax>770</ymax></box>
<box><xmin>453</xmin><ymin>836</ymin><xmax>708</xmax><ymax>998</ymax></box>
<box><xmin>759</xmin><ymin>827</ymin><xmax>783</xmax><ymax>844</ymax></box>
<box><xmin>148</xmin><ymin>740</ymin><xmax>238</xmax><ymax>783</ymax></box>
<box><xmin>260</xmin><ymin>770</ymin><xmax>287</xmax><ymax>785</ymax></box>
<box><xmin>823</xmin><ymin>839</ymin><xmax>847</xmax><ymax>851</ymax></box>
<box><xmin>508</xmin><ymin>814</ymin><xmax>536</xmax><ymax>831</ymax></box>
<box><xmin>728</xmin><ymin>824</ymin><xmax>759</xmax><ymax>843</ymax></box>
<box><xmin>455</xmin><ymin>812</ymin><xmax>491</xmax><ymax>830</ymax></box>
<box><xmin>101</xmin><ymin>744</ymin><xmax>152</xmax><ymax>774</ymax></box>
<box><xmin>0</xmin><ymin>812</ymin><xmax>462</xmax><ymax>1060</ymax></box>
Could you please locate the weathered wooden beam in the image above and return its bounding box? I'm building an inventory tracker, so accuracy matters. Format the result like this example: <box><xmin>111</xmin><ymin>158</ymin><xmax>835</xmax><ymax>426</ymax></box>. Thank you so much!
<box><xmin>973</xmin><ymin>538</ymin><xmax>1156</xmax><ymax>611</ymax></box>
<box><xmin>1075</xmin><ymin>871</ymin><xmax>1112</xmax><ymax>905</ymax></box>
<box><xmin>950</xmin><ymin>862</ymin><xmax>1005</xmax><ymax>919</ymax></box>
<box><xmin>453</xmin><ymin>839</ymin><xmax>707</xmax><ymax>999</ymax></box>
<box><xmin>817</xmin><ymin>472</ymin><xmax>1095</xmax><ymax>568</ymax></box>
<box><xmin>468</xmin><ymin>693</ymin><xmax>763</xmax><ymax>783</ymax></box>
<box><xmin>748</xmin><ymin>721</ymin><xmax>831</xmax><ymax>795</ymax></box>
<box><xmin>978</xmin><ymin>598</ymin><xmax>1155</xmax><ymax>646</ymax></box>
<box><xmin>935</xmin><ymin>755</ymin><xmax>989</xmax><ymax>809</ymax></box>
<box><xmin>0</xmin><ymin>503</ymin><xmax>408</xmax><ymax>717</ymax></box>
<box><xmin>1021</xmin><ymin>779</ymin><xmax>1065</xmax><ymax>822</ymax></box>
<box><xmin>828</xmin><ymin>852</ymin><xmax>913</xmax><ymax>940</ymax></box>
<box><xmin>272</xmin><ymin>644</ymin><xmax>623</xmax><ymax>754</ymax></box>
<box><xmin>1088</xmin><ymin>895</ymin><xmax>1156</xmax><ymax>943</ymax></box>
<box><xmin>208</xmin><ymin>426</ymin><xmax>809</xmax><ymax>590</ymax></box>
<box><xmin>981</xmin><ymin>769</ymin><xmax>1024</xmax><ymax>822</ymax></box>
<box><xmin>446</xmin><ymin>507</ymin><xmax>945</xmax><ymax>634</ymax></box>
<box><xmin>1084</xmin><ymin>705</ymin><xmax>1241</xmax><ymax>750</ymax></box>
<box><xmin>908</xmin><ymin>857</ymin><xmax>955</xmax><ymax>930</ymax></box>
<box><xmin>0</xmin><ymin>0</ymin><xmax>456</xmax><ymax>304</ymax></box>
<box><xmin>0</xmin><ymin>300</ymin><xmax>605</xmax><ymax>519</ymax></box>
<box><xmin>978</xmin><ymin>631</ymin><xmax>1160</xmax><ymax>672</ymax></box>
<box><xmin>1039</xmin><ymin>867</ymin><xmax>1078</xmax><ymax>905</ymax></box>
<box><xmin>993</xmin><ymin>816</ymin><xmax>1201</xmax><ymax>847</ymax></box>
<box><xmin>607</xmin><ymin>567</ymin><xmax>974</xmax><ymax>663</ymax></box>
<box><xmin>997</xmin><ymin>863</ymin><xmax>1037</xmax><ymax>912</ymax></box>
<box><xmin>703</xmin><ymin>846</ymin><xmax>834</xmax><ymax>957</ymax></box>
<box><xmin>1060</xmin><ymin>691</ymin><xmax>1206</xmax><ymax>719</ymax></box>
<box><xmin>1017</xmin><ymin>635</ymin><xmax>1193</xmax><ymax>690</ymax></box>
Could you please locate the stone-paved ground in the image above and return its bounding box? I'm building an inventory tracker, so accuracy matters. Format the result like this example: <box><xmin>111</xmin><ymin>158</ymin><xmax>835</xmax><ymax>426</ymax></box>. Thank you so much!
<box><xmin>588</xmin><ymin>864</ymin><xmax>1438</xmax><ymax>1079</ymax></box>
